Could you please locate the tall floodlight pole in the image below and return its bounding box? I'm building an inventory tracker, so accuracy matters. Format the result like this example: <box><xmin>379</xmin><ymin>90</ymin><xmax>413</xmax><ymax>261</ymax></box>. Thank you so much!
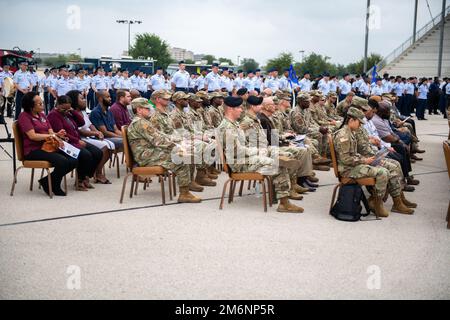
<box><xmin>363</xmin><ymin>0</ymin><xmax>371</xmax><ymax>73</ymax></box>
<box><xmin>413</xmin><ymin>0</ymin><xmax>419</xmax><ymax>43</ymax></box>
<box><xmin>438</xmin><ymin>0</ymin><xmax>446</xmax><ymax>77</ymax></box>
<box><xmin>116</xmin><ymin>19</ymin><xmax>143</xmax><ymax>54</ymax></box>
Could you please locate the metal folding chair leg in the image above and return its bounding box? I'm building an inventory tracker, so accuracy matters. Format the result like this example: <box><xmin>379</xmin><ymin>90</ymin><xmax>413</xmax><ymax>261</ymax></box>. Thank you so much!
<box><xmin>30</xmin><ymin>168</ymin><xmax>35</xmax><ymax>191</ymax></box>
<box><xmin>46</xmin><ymin>168</ymin><xmax>53</xmax><ymax>199</ymax></box>
<box><xmin>10</xmin><ymin>166</ymin><xmax>24</xmax><ymax>196</ymax></box>
<box><xmin>120</xmin><ymin>173</ymin><xmax>133</xmax><ymax>204</ymax></box>
<box><xmin>160</xmin><ymin>175</ymin><xmax>166</xmax><ymax>205</ymax></box>
<box><xmin>261</xmin><ymin>180</ymin><xmax>267</xmax><ymax>212</ymax></box>
<box><xmin>220</xmin><ymin>179</ymin><xmax>232</xmax><ymax>210</ymax></box>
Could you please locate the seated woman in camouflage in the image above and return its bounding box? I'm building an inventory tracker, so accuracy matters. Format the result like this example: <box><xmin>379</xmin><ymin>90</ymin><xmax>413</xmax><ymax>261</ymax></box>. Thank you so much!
<box><xmin>333</xmin><ymin>107</ymin><xmax>414</xmax><ymax>218</ymax></box>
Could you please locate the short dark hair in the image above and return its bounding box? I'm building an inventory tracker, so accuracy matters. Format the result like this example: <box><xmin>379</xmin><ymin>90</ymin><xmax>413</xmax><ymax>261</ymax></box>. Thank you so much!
<box><xmin>116</xmin><ymin>90</ymin><xmax>128</xmax><ymax>102</ymax></box>
<box><xmin>66</xmin><ymin>90</ymin><xmax>82</xmax><ymax>110</ymax></box>
<box><xmin>57</xmin><ymin>95</ymin><xmax>72</xmax><ymax>106</ymax></box>
<box><xmin>22</xmin><ymin>92</ymin><xmax>40</xmax><ymax>113</ymax></box>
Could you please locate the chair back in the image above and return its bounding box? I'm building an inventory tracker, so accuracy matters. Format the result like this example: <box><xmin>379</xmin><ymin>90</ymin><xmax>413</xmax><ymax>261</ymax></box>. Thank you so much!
<box><xmin>443</xmin><ymin>141</ymin><xmax>450</xmax><ymax>180</ymax></box>
<box><xmin>328</xmin><ymin>135</ymin><xmax>340</xmax><ymax>179</ymax></box>
<box><xmin>215</xmin><ymin>137</ymin><xmax>232</xmax><ymax>175</ymax></box>
<box><xmin>121</xmin><ymin>126</ymin><xmax>135</xmax><ymax>170</ymax></box>
<box><xmin>12</xmin><ymin>121</ymin><xmax>25</xmax><ymax>162</ymax></box>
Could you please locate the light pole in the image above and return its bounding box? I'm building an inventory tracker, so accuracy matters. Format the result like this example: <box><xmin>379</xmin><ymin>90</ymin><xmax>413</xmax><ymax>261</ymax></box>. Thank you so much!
<box><xmin>299</xmin><ymin>50</ymin><xmax>305</xmax><ymax>63</ymax></box>
<box><xmin>116</xmin><ymin>19</ymin><xmax>143</xmax><ymax>54</ymax></box>
<box><xmin>363</xmin><ymin>0</ymin><xmax>371</xmax><ymax>73</ymax></box>
<box><xmin>77</xmin><ymin>48</ymin><xmax>81</xmax><ymax>58</ymax></box>
<box><xmin>237</xmin><ymin>55</ymin><xmax>241</xmax><ymax>66</ymax></box>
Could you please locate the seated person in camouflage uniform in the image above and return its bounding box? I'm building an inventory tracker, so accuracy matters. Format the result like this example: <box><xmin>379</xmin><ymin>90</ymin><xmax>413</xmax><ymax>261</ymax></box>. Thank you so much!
<box><xmin>217</xmin><ymin>96</ymin><xmax>304</xmax><ymax>214</ymax></box>
<box><xmin>127</xmin><ymin>98</ymin><xmax>201</xmax><ymax>203</ymax></box>
<box><xmin>239</xmin><ymin>96</ymin><xmax>314</xmax><ymax>203</ymax></box>
<box><xmin>324</xmin><ymin>92</ymin><xmax>342</xmax><ymax>121</ymax></box>
<box><xmin>333</xmin><ymin>107</ymin><xmax>414</xmax><ymax>218</ymax></box>
<box><xmin>207</xmin><ymin>92</ymin><xmax>224</xmax><ymax>128</ymax></box>
<box><xmin>170</xmin><ymin>91</ymin><xmax>217</xmax><ymax>191</ymax></box>
<box><xmin>309</xmin><ymin>91</ymin><xmax>340</xmax><ymax>132</ymax></box>
<box><xmin>336</xmin><ymin>91</ymin><xmax>355</xmax><ymax>117</ymax></box>
<box><xmin>290</xmin><ymin>92</ymin><xmax>331</xmax><ymax>171</ymax></box>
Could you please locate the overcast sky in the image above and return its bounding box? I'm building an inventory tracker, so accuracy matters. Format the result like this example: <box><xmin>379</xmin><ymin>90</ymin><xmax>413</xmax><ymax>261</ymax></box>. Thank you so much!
<box><xmin>0</xmin><ymin>0</ymin><xmax>445</xmax><ymax>65</ymax></box>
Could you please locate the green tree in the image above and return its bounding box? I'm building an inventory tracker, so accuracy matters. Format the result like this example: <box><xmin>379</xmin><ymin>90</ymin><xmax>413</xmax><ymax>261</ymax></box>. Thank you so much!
<box><xmin>346</xmin><ymin>53</ymin><xmax>382</xmax><ymax>75</ymax></box>
<box><xmin>43</xmin><ymin>55</ymin><xmax>68</xmax><ymax>68</ymax></box>
<box><xmin>185</xmin><ymin>59</ymin><xmax>195</xmax><ymax>64</ymax></box>
<box><xmin>241</xmin><ymin>58</ymin><xmax>259</xmax><ymax>72</ymax></box>
<box><xmin>266</xmin><ymin>52</ymin><xmax>294</xmax><ymax>73</ymax></box>
<box><xmin>219</xmin><ymin>57</ymin><xmax>234</xmax><ymax>66</ymax></box>
<box><xmin>294</xmin><ymin>53</ymin><xmax>335</xmax><ymax>78</ymax></box>
<box><xmin>203</xmin><ymin>54</ymin><xmax>216</xmax><ymax>64</ymax></box>
<box><xmin>129</xmin><ymin>33</ymin><xmax>172</xmax><ymax>69</ymax></box>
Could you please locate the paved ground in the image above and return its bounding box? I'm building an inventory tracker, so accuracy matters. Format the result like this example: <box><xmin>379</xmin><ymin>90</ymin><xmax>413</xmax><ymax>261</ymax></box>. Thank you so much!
<box><xmin>0</xmin><ymin>115</ymin><xmax>449</xmax><ymax>300</ymax></box>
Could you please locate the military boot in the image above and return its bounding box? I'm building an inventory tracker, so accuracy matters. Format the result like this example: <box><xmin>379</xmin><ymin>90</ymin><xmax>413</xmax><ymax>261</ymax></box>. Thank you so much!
<box><xmin>367</xmin><ymin>195</ymin><xmax>375</xmax><ymax>211</ymax></box>
<box><xmin>277</xmin><ymin>197</ymin><xmax>304</xmax><ymax>213</ymax></box>
<box><xmin>289</xmin><ymin>189</ymin><xmax>304</xmax><ymax>201</ymax></box>
<box><xmin>189</xmin><ymin>181</ymin><xmax>204</xmax><ymax>192</ymax></box>
<box><xmin>313</xmin><ymin>164</ymin><xmax>331</xmax><ymax>171</ymax></box>
<box><xmin>307</xmin><ymin>175</ymin><xmax>319</xmax><ymax>183</ymax></box>
<box><xmin>195</xmin><ymin>169</ymin><xmax>217</xmax><ymax>187</ymax></box>
<box><xmin>373</xmin><ymin>196</ymin><xmax>389</xmax><ymax>218</ymax></box>
<box><xmin>209</xmin><ymin>166</ymin><xmax>222</xmax><ymax>175</ymax></box>
<box><xmin>178</xmin><ymin>186</ymin><xmax>202</xmax><ymax>203</ymax></box>
<box><xmin>401</xmin><ymin>192</ymin><xmax>417</xmax><ymax>208</ymax></box>
<box><xmin>392</xmin><ymin>196</ymin><xmax>414</xmax><ymax>215</ymax></box>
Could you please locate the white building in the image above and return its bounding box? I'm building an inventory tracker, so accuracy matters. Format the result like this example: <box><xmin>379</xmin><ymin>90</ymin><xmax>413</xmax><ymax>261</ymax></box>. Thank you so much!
<box><xmin>170</xmin><ymin>47</ymin><xmax>194</xmax><ymax>62</ymax></box>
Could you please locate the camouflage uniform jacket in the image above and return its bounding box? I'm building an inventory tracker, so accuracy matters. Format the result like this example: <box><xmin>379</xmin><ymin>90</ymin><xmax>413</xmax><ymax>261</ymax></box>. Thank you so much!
<box><xmin>290</xmin><ymin>107</ymin><xmax>320</xmax><ymax>136</ymax></box>
<box><xmin>208</xmin><ymin>106</ymin><xmax>224</xmax><ymax>128</ymax></box>
<box><xmin>336</xmin><ymin>99</ymin><xmax>352</xmax><ymax>117</ymax></box>
<box><xmin>127</xmin><ymin>116</ymin><xmax>176</xmax><ymax>167</ymax></box>
<box><xmin>333</xmin><ymin>125</ymin><xmax>366</xmax><ymax>175</ymax></box>
<box><xmin>324</xmin><ymin>101</ymin><xmax>341</xmax><ymax>120</ymax></box>
<box><xmin>239</xmin><ymin>112</ymin><xmax>268</xmax><ymax>149</ymax></box>
<box><xmin>150</xmin><ymin>108</ymin><xmax>174</xmax><ymax>135</ymax></box>
<box><xmin>354</xmin><ymin>127</ymin><xmax>377</xmax><ymax>157</ymax></box>
<box><xmin>310</xmin><ymin>102</ymin><xmax>333</xmax><ymax>127</ymax></box>
<box><xmin>170</xmin><ymin>107</ymin><xmax>193</xmax><ymax>133</ymax></box>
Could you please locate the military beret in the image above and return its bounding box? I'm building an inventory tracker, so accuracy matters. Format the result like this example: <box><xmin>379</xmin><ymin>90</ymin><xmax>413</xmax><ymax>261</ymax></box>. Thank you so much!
<box><xmin>131</xmin><ymin>98</ymin><xmax>152</xmax><ymax>110</ymax></box>
<box><xmin>156</xmin><ymin>67</ymin><xmax>163</xmax><ymax>71</ymax></box>
<box><xmin>172</xmin><ymin>91</ymin><xmax>190</xmax><ymax>101</ymax></box>
<box><xmin>247</xmin><ymin>70</ymin><xmax>254</xmax><ymax>74</ymax></box>
<box><xmin>237</xmin><ymin>69</ymin><xmax>244</xmax><ymax>74</ymax></box>
<box><xmin>247</xmin><ymin>95</ymin><xmax>264</xmax><ymax>106</ymax></box>
<box><xmin>222</xmin><ymin>67</ymin><xmax>229</xmax><ymax>71</ymax></box>
<box><xmin>151</xmin><ymin>89</ymin><xmax>172</xmax><ymax>100</ymax></box>
<box><xmin>224</xmin><ymin>96</ymin><xmax>243</xmax><ymax>108</ymax></box>
<box><xmin>255</xmin><ymin>69</ymin><xmax>261</xmax><ymax>72</ymax></box>
<box><xmin>347</xmin><ymin>107</ymin><xmax>366</xmax><ymax>124</ymax></box>
<box><xmin>236</xmin><ymin>88</ymin><xmax>248</xmax><ymax>96</ymax></box>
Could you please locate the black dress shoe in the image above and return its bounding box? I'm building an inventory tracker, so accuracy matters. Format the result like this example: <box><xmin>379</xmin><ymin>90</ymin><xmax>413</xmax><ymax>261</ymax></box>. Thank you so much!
<box><xmin>304</xmin><ymin>179</ymin><xmax>319</xmax><ymax>188</ymax></box>
<box><xmin>411</xmin><ymin>154</ymin><xmax>423</xmax><ymax>161</ymax></box>
<box><xmin>53</xmin><ymin>188</ymin><xmax>67</xmax><ymax>197</ymax></box>
<box><xmin>407</xmin><ymin>177</ymin><xmax>420</xmax><ymax>186</ymax></box>
<box><xmin>403</xmin><ymin>185</ymin><xmax>415</xmax><ymax>192</ymax></box>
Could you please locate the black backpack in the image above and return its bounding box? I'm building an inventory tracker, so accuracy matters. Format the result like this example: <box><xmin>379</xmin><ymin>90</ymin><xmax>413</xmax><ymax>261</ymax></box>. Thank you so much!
<box><xmin>330</xmin><ymin>184</ymin><xmax>371</xmax><ymax>222</ymax></box>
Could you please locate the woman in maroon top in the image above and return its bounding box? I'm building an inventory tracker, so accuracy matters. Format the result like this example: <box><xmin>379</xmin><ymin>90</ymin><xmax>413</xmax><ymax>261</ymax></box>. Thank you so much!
<box><xmin>17</xmin><ymin>92</ymin><xmax>77</xmax><ymax>196</ymax></box>
<box><xmin>48</xmin><ymin>95</ymin><xmax>103</xmax><ymax>191</ymax></box>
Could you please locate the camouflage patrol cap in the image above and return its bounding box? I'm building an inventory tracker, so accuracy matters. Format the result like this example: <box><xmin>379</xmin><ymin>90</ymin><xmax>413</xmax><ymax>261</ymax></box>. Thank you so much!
<box><xmin>351</xmin><ymin>96</ymin><xmax>370</xmax><ymax>111</ymax></box>
<box><xmin>310</xmin><ymin>90</ymin><xmax>323</xmax><ymax>98</ymax></box>
<box><xmin>347</xmin><ymin>107</ymin><xmax>366</xmax><ymax>124</ymax></box>
<box><xmin>297</xmin><ymin>92</ymin><xmax>311</xmax><ymax>101</ymax></box>
<box><xmin>188</xmin><ymin>93</ymin><xmax>202</xmax><ymax>102</ymax></box>
<box><xmin>327</xmin><ymin>92</ymin><xmax>338</xmax><ymax>98</ymax></box>
<box><xmin>172</xmin><ymin>91</ymin><xmax>190</xmax><ymax>102</ymax></box>
<box><xmin>272</xmin><ymin>96</ymin><xmax>280</xmax><ymax>104</ymax></box>
<box><xmin>276</xmin><ymin>92</ymin><xmax>291</xmax><ymax>101</ymax></box>
<box><xmin>151</xmin><ymin>89</ymin><xmax>172</xmax><ymax>100</ymax></box>
<box><xmin>196</xmin><ymin>91</ymin><xmax>209</xmax><ymax>100</ymax></box>
<box><xmin>220</xmin><ymin>91</ymin><xmax>229</xmax><ymax>98</ymax></box>
<box><xmin>209</xmin><ymin>92</ymin><xmax>224</xmax><ymax>100</ymax></box>
<box><xmin>131</xmin><ymin>98</ymin><xmax>152</xmax><ymax>110</ymax></box>
<box><xmin>381</xmin><ymin>93</ymin><xmax>395</xmax><ymax>101</ymax></box>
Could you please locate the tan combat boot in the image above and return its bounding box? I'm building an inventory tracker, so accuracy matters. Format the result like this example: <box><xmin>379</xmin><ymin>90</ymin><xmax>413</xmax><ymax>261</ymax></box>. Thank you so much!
<box><xmin>400</xmin><ymin>192</ymin><xmax>417</xmax><ymax>208</ymax></box>
<box><xmin>178</xmin><ymin>186</ymin><xmax>202</xmax><ymax>203</ymax></box>
<box><xmin>291</xmin><ymin>178</ymin><xmax>309</xmax><ymax>195</ymax></box>
<box><xmin>392</xmin><ymin>196</ymin><xmax>415</xmax><ymax>215</ymax></box>
<box><xmin>189</xmin><ymin>181</ymin><xmax>204</xmax><ymax>192</ymax></box>
<box><xmin>367</xmin><ymin>195</ymin><xmax>375</xmax><ymax>211</ymax></box>
<box><xmin>209</xmin><ymin>166</ymin><xmax>222</xmax><ymax>175</ymax></box>
<box><xmin>307</xmin><ymin>175</ymin><xmax>319</xmax><ymax>183</ymax></box>
<box><xmin>289</xmin><ymin>190</ymin><xmax>304</xmax><ymax>201</ymax></box>
<box><xmin>373</xmin><ymin>196</ymin><xmax>389</xmax><ymax>218</ymax></box>
<box><xmin>313</xmin><ymin>164</ymin><xmax>331</xmax><ymax>171</ymax></box>
<box><xmin>207</xmin><ymin>171</ymin><xmax>219</xmax><ymax>180</ymax></box>
<box><xmin>195</xmin><ymin>169</ymin><xmax>217</xmax><ymax>187</ymax></box>
<box><xmin>277</xmin><ymin>197</ymin><xmax>304</xmax><ymax>213</ymax></box>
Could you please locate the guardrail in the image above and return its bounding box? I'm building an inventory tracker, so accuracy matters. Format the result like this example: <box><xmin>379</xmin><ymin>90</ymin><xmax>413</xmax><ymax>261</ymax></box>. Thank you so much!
<box><xmin>367</xmin><ymin>5</ymin><xmax>450</xmax><ymax>76</ymax></box>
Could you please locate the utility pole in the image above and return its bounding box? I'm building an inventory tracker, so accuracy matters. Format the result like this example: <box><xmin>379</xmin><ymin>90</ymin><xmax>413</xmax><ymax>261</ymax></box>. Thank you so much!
<box><xmin>438</xmin><ymin>0</ymin><xmax>447</xmax><ymax>77</ymax></box>
<box><xmin>363</xmin><ymin>0</ymin><xmax>371</xmax><ymax>73</ymax></box>
<box><xmin>413</xmin><ymin>0</ymin><xmax>419</xmax><ymax>43</ymax></box>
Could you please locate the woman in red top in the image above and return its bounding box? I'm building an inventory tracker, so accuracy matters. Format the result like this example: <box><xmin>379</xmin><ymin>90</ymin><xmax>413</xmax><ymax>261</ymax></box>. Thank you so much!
<box><xmin>48</xmin><ymin>95</ymin><xmax>103</xmax><ymax>191</ymax></box>
<box><xmin>17</xmin><ymin>92</ymin><xmax>77</xmax><ymax>196</ymax></box>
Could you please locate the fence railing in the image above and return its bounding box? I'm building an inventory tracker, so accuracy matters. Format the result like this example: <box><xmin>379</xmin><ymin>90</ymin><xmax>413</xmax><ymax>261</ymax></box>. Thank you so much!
<box><xmin>367</xmin><ymin>5</ymin><xmax>450</xmax><ymax>76</ymax></box>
